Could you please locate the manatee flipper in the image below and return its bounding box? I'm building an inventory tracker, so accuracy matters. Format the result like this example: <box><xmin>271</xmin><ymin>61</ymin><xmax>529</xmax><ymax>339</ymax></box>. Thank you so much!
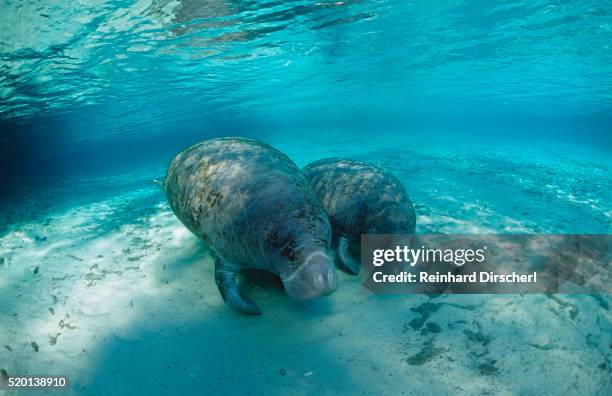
<box><xmin>214</xmin><ymin>257</ymin><xmax>262</xmax><ymax>315</ymax></box>
<box><xmin>336</xmin><ymin>236</ymin><xmax>360</xmax><ymax>275</ymax></box>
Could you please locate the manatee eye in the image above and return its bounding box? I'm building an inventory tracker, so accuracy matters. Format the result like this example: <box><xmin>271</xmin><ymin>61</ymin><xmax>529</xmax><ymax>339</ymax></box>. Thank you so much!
<box><xmin>280</xmin><ymin>243</ymin><xmax>298</xmax><ymax>262</ymax></box>
<box><xmin>265</xmin><ymin>231</ymin><xmax>297</xmax><ymax>262</ymax></box>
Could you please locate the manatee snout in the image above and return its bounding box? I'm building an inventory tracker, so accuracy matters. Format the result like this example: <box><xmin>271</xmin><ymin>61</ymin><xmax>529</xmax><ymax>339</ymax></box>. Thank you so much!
<box><xmin>282</xmin><ymin>252</ymin><xmax>338</xmax><ymax>301</ymax></box>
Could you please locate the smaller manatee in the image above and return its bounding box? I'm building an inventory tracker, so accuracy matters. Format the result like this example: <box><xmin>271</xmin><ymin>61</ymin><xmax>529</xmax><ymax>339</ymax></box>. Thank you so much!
<box><xmin>302</xmin><ymin>158</ymin><xmax>416</xmax><ymax>274</ymax></box>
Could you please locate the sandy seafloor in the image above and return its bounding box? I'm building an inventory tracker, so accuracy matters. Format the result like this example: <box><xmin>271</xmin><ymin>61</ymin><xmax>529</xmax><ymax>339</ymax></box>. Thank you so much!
<box><xmin>0</xmin><ymin>136</ymin><xmax>610</xmax><ymax>395</ymax></box>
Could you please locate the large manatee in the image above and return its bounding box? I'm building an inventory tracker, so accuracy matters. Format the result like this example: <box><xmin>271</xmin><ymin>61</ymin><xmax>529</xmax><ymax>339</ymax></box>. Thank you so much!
<box><xmin>164</xmin><ymin>138</ymin><xmax>338</xmax><ymax>314</ymax></box>
<box><xmin>302</xmin><ymin>158</ymin><xmax>416</xmax><ymax>274</ymax></box>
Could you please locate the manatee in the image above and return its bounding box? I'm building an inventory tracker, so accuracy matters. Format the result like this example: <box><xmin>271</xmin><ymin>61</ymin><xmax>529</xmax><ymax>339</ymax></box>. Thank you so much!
<box><xmin>164</xmin><ymin>138</ymin><xmax>338</xmax><ymax>315</ymax></box>
<box><xmin>302</xmin><ymin>158</ymin><xmax>416</xmax><ymax>274</ymax></box>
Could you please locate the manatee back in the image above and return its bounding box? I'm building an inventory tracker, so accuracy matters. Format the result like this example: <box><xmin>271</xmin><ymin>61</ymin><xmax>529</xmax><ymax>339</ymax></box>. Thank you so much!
<box><xmin>164</xmin><ymin>137</ymin><xmax>319</xmax><ymax>265</ymax></box>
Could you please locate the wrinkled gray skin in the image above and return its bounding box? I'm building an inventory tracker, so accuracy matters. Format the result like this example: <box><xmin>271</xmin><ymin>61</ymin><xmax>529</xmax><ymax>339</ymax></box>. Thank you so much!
<box><xmin>302</xmin><ymin>158</ymin><xmax>416</xmax><ymax>274</ymax></box>
<box><xmin>164</xmin><ymin>138</ymin><xmax>338</xmax><ymax>315</ymax></box>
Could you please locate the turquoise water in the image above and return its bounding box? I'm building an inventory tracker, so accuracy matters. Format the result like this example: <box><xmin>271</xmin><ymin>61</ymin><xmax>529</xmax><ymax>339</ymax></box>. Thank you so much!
<box><xmin>1</xmin><ymin>1</ymin><xmax>611</xmax><ymax>395</ymax></box>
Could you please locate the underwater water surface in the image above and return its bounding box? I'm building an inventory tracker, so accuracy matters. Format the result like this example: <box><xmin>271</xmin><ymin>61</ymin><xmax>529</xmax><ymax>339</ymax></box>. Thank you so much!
<box><xmin>0</xmin><ymin>0</ymin><xmax>611</xmax><ymax>395</ymax></box>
